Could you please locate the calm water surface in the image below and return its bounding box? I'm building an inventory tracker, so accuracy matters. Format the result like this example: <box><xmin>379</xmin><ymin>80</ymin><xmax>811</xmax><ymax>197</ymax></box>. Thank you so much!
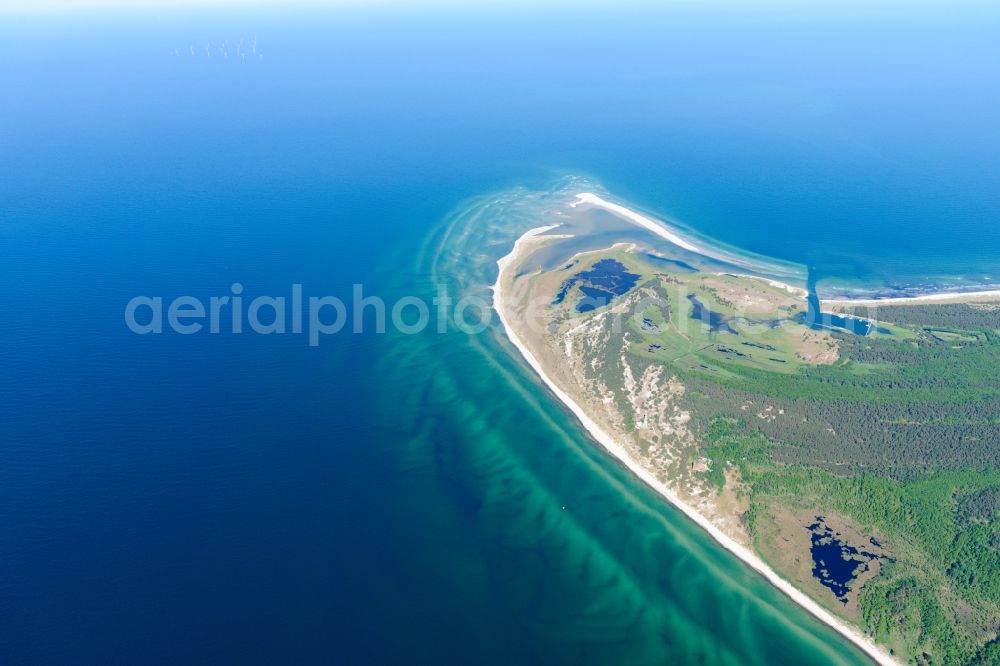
<box><xmin>3</xmin><ymin>4</ymin><xmax>999</xmax><ymax>663</ymax></box>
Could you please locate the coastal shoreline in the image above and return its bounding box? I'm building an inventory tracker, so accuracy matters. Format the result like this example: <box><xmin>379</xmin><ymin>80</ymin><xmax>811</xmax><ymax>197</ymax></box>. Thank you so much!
<box><xmin>576</xmin><ymin>192</ymin><xmax>999</xmax><ymax>308</ymax></box>
<box><xmin>823</xmin><ymin>290</ymin><xmax>1000</xmax><ymax>307</ymax></box>
<box><xmin>573</xmin><ymin>192</ymin><xmax>807</xmax><ymax>287</ymax></box>
<box><xmin>493</xmin><ymin>224</ymin><xmax>899</xmax><ymax>666</ymax></box>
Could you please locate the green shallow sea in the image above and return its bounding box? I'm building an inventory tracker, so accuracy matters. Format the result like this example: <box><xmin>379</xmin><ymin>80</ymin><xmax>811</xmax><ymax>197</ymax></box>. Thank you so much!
<box><xmin>369</xmin><ymin>184</ymin><xmax>874</xmax><ymax>665</ymax></box>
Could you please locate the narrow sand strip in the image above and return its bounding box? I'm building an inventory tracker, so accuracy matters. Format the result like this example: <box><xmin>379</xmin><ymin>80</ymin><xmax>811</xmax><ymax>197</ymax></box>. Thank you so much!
<box><xmin>573</xmin><ymin>192</ymin><xmax>702</xmax><ymax>253</ymax></box>
<box><xmin>719</xmin><ymin>272</ymin><xmax>810</xmax><ymax>298</ymax></box>
<box><xmin>493</xmin><ymin>225</ymin><xmax>898</xmax><ymax>666</ymax></box>
<box><xmin>573</xmin><ymin>193</ymin><xmax>807</xmax><ymax>294</ymax></box>
<box><xmin>824</xmin><ymin>290</ymin><xmax>1000</xmax><ymax>306</ymax></box>
<box><xmin>575</xmin><ymin>192</ymin><xmax>996</xmax><ymax>309</ymax></box>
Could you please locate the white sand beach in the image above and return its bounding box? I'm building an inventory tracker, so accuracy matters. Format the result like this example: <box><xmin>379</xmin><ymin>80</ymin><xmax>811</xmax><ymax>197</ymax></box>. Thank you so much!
<box><xmin>823</xmin><ymin>290</ymin><xmax>1000</xmax><ymax>307</ymax></box>
<box><xmin>572</xmin><ymin>193</ymin><xmax>806</xmax><ymax>284</ymax></box>
<box><xmin>718</xmin><ymin>272</ymin><xmax>810</xmax><ymax>298</ymax></box>
<box><xmin>573</xmin><ymin>192</ymin><xmax>703</xmax><ymax>253</ymax></box>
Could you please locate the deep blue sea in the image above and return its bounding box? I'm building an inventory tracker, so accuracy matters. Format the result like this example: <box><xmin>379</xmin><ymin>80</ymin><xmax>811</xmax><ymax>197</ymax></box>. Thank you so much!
<box><xmin>2</xmin><ymin>3</ymin><xmax>1000</xmax><ymax>664</ymax></box>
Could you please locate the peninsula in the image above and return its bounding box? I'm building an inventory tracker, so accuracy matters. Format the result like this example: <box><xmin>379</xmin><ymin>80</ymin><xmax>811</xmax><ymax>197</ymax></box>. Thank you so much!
<box><xmin>494</xmin><ymin>192</ymin><xmax>1000</xmax><ymax>666</ymax></box>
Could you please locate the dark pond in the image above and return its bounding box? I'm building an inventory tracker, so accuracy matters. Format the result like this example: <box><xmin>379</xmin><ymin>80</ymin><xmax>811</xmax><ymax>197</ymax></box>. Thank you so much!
<box><xmin>687</xmin><ymin>294</ymin><xmax>737</xmax><ymax>333</ymax></box>
<box><xmin>554</xmin><ymin>259</ymin><xmax>641</xmax><ymax>312</ymax></box>
<box><xmin>805</xmin><ymin>272</ymin><xmax>874</xmax><ymax>336</ymax></box>
<box><xmin>802</xmin><ymin>311</ymin><xmax>875</xmax><ymax>336</ymax></box>
<box><xmin>807</xmin><ymin>517</ymin><xmax>881</xmax><ymax>604</ymax></box>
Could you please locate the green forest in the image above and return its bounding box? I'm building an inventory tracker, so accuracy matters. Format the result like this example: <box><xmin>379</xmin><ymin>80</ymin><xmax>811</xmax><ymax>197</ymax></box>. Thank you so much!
<box><xmin>676</xmin><ymin>302</ymin><xmax>1000</xmax><ymax>664</ymax></box>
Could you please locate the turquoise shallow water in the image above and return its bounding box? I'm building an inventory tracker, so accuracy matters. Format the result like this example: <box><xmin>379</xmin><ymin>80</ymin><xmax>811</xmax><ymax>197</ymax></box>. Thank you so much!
<box><xmin>2</xmin><ymin>3</ymin><xmax>999</xmax><ymax>663</ymax></box>
<box><xmin>366</xmin><ymin>185</ymin><xmax>875</xmax><ymax>665</ymax></box>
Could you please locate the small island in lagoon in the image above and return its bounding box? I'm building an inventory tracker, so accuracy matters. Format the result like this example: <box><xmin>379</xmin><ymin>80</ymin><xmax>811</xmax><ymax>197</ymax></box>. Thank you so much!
<box><xmin>494</xmin><ymin>190</ymin><xmax>1000</xmax><ymax>666</ymax></box>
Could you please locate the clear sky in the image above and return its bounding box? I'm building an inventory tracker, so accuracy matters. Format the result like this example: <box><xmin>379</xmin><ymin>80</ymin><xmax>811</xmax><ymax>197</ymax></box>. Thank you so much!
<box><xmin>2</xmin><ymin>0</ymin><xmax>979</xmax><ymax>12</ymax></box>
<box><xmin>3</xmin><ymin>0</ymin><xmax>351</xmax><ymax>9</ymax></box>
<box><xmin>0</xmin><ymin>0</ymin><xmax>463</xmax><ymax>10</ymax></box>
<box><xmin>0</xmin><ymin>0</ymin><xmax>609</xmax><ymax>10</ymax></box>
